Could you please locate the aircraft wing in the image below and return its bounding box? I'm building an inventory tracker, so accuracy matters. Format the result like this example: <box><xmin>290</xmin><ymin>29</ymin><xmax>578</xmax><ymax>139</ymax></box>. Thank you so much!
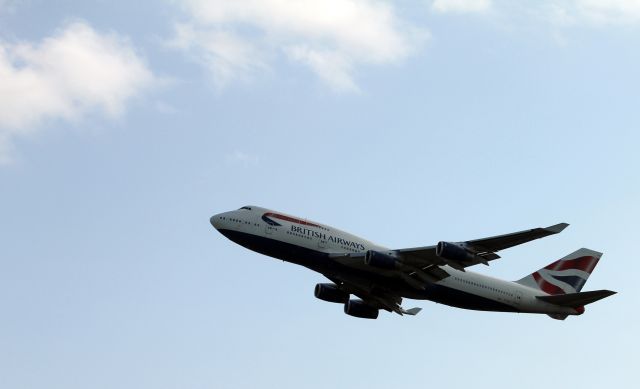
<box><xmin>395</xmin><ymin>222</ymin><xmax>569</xmax><ymax>270</ymax></box>
<box><xmin>330</xmin><ymin>222</ymin><xmax>568</xmax><ymax>291</ymax></box>
<box><xmin>464</xmin><ymin>222</ymin><xmax>569</xmax><ymax>252</ymax></box>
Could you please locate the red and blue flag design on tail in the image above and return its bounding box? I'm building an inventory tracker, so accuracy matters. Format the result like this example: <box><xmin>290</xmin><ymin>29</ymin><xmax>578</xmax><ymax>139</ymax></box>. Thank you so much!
<box><xmin>516</xmin><ymin>248</ymin><xmax>602</xmax><ymax>295</ymax></box>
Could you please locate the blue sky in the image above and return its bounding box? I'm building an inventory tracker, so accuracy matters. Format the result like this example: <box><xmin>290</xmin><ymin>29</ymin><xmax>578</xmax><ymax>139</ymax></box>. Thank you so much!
<box><xmin>1</xmin><ymin>1</ymin><xmax>639</xmax><ymax>388</ymax></box>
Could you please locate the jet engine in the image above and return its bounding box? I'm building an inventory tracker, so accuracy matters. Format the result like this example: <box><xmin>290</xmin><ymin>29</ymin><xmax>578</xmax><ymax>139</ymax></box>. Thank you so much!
<box><xmin>314</xmin><ymin>283</ymin><xmax>349</xmax><ymax>304</ymax></box>
<box><xmin>344</xmin><ymin>299</ymin><xmax>379</xmax><ymax>319</ymax></box>
<box><xmin>364</xmin><ymin>250</ymin><xmax>397</xmax><ymax>269</ymax></box>
<box><xmin>436</xmin><ymin>241</ymin><xmax>476</xmax><ymax>262</ymax></box>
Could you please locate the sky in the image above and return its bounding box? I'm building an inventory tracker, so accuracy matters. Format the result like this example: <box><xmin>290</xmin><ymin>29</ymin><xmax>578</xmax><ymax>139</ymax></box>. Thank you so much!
<box><xmin>1</xmin><ymin>1</ymin><xmax>639</xmax><ymax>388</ymax></box>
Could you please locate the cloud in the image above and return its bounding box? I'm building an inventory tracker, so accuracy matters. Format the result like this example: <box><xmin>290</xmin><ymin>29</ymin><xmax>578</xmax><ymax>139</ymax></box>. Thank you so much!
<box><xmin>0</xmin><ymin>21</ymin><xmax>155</xmax><ymax>164</ymax></box>
<box><xmin>565</xmin><ymin>0</ymin><xmax>640</xmax><ymax>26</ymax></box>
<box><xmin>170</xmin><ymin>0</ymin><xmax>427</xmax><ymax>91</ymax></box>
<box><xmin>431</xmin><ymin>0</ymin><xmax>492</xmax><ymax>14</ymax></box>
<box><xmin>530</xmin><ymin>1</ymin><xmax>640</xmax><ymax>34</ymax></box>
<box><xmin>286</xmin><ymin>46</ymin><xmax>358</xmax><ymax>92</ymax></box>
<box><xmin>168</xmin><ymin>22</ymin><xmax>266</xmax><ymax>88</ymax></box>
<box><xmin>430</xmin><ymin>1</ymin><xmax>640</xmax><ymax>27</ymax></box>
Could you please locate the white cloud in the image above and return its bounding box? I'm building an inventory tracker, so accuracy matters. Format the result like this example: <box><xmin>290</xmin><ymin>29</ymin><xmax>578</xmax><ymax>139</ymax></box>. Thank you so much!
<box><xmin>431</xmin><ymin>0</ymin><xmax>492</xmax><ymax>14</ymax></box>
<box><xmin>571</xmin><ymin>0</ymin><xmax>640</xmax><ymax>25</ymax></box>
<box><xmin>430</xmin><ymin>1</ymin><xmax>640</xmax><ymax>27</ymax></box>
<box><xmin>287</xmin><ymin>46</ymin><xmax>358</xmax><ymax>92</ymax></box>
<box><xmin>0</xmin><ymin>21</ymin><xmax>154</xmax><ymax>164</ymax></box>
<box><xmin>171</xmin><ymin>0</ymin><xmax>427</xmax><ymax>91</ymax></box>
<box><xmin>536</xmin><ymin>1</ymin><xmax>637</xmax><ymax>28</ymax></box>
<box><xmin>168</xmin><ymin>23</ymin><xmax>266</xmax><ymax>88</ymax></box>
<box><xmin>533</xmin><ymin>1</ymin><xmax>640</xmax><ymax>34</ymax></box>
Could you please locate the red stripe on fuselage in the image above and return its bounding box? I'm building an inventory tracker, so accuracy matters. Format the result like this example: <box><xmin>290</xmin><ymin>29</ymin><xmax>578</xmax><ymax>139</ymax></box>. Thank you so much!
<box><xmin>264</xmin><ymin>213</ymin><xmax>322</xmax><ymax>228</ymax></box>
<box><xmin>544</xmin><ymin>256</ymin><xmax>598</xmax><ymax>273</ymax></box>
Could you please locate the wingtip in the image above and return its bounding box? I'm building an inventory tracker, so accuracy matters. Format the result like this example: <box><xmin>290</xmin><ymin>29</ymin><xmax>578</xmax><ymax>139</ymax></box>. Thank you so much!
<box><xmin>545</xmin><ymin>222</ymin><xmax>569</xmax><ymax>233</ymax></box>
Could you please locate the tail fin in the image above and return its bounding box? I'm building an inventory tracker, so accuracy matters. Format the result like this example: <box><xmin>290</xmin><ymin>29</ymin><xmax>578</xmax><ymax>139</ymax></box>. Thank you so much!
<box><xmin>516</xmin><ymin>248</ymin><xmax>603</xmax><ymax>295</ymax></box>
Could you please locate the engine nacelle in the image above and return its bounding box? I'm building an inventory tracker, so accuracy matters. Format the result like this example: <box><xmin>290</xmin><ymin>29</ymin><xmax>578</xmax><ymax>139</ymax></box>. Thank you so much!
<box><xmin>364</xmin><ymin>250</ymin><xmax>397</xmax><ymax>269</ymax></box>
<box><xmin>344</xmin><ymin>299</ymin><xmax>379</xmax><ymax>319</ymax></box>
<box><xmin>314</xmin><ymin>283</ymin><xmax>349</xmax><ymax>304</ymax></box>
<box><xmin>436</xmin><ymin>241</ymin><xmax>475</xmax><ymax>262</ymax></box>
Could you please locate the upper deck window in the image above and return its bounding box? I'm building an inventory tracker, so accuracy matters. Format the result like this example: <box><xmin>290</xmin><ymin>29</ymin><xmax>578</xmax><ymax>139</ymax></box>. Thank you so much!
<box><xmin>239</xmin><ymin>206</ymin><xmax>252</xmax><ymax>210</ymax></box>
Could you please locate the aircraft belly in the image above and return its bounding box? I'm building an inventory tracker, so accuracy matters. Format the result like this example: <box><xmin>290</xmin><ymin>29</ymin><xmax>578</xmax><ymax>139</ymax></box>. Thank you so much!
<box><xmin>217</xmin><ymin>229</ymin><xmax>329</xmax><ymax>269</ymax></box>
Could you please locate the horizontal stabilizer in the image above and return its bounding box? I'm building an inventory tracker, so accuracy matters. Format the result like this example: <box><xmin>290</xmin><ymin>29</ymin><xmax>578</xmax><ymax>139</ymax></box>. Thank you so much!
<box><xmin>536</xmin><ymin>289</ymin><xmax>616</xmax><ymax>308</ymax></box>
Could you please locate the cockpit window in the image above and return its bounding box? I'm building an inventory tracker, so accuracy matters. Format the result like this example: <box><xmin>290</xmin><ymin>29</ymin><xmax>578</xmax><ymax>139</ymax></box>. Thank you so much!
<box><xmin>239</xmin><ymin>206</ymin><xmax>252</xmax><ymax>210</ymax></box>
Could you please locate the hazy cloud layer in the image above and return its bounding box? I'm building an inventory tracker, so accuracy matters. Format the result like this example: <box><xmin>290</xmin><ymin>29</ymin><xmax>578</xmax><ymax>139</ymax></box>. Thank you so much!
<box><xmin>0</xmin><ymin>21</ymin><xmax>154</xmax><ymax>164</ymax></box>
<box><xmin>170</xmin><ymin>0</ymin><xmax>428</xmax><ymax>92</ymax></box>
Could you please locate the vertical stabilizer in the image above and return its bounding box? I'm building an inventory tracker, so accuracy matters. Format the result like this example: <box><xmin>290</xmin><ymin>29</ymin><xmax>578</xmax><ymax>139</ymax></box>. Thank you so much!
<box><xmin>516</xmin><ymin>248</ymin><xmax>602</xmax><ymax>295</ymax></box>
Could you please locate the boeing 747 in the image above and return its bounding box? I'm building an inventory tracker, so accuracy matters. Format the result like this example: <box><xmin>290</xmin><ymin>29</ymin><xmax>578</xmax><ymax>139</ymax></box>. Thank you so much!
<box><xmin>210</xmin><ymin>206</ymin><xmax>615</xmax><ymax>319</ymax></box>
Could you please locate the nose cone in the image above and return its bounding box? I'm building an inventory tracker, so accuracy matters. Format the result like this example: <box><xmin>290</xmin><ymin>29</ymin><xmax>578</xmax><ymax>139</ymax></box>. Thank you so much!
<box><xmin>210</xmin><ymin>213</ymin><xmax>223</xmax><ymax>229</ymax></box>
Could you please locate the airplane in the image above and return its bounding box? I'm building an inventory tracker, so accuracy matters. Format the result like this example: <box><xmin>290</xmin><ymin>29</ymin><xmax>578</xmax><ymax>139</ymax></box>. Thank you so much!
<box><xmin>209</xmin><ymin>205</ymin><xmax>616</xmax><ymax>319</ymax></box>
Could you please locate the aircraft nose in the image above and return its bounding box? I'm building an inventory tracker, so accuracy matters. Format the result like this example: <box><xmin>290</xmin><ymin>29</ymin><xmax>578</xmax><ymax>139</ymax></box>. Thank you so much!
<box><xmin>210</xmin><ymin>213</ymin><xmax>223</xmax><ymax>229</ymax></box>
